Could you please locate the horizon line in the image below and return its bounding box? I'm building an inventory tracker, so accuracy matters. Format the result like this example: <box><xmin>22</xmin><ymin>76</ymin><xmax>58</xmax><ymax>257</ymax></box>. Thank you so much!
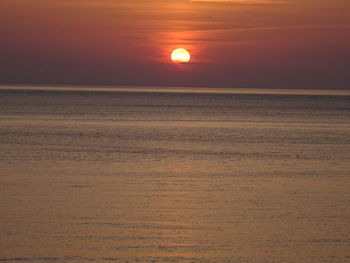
<box><xmin>1</xmin><ymin>84</ymin><xmax>350</xmax><ymax>96</ymax></box>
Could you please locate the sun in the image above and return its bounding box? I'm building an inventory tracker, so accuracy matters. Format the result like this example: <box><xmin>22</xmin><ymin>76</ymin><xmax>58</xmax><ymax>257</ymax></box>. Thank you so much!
<box><xmin>171</xmin><ymin>48</ymin><xmax>191</xmax><ymax>63</ymax></box>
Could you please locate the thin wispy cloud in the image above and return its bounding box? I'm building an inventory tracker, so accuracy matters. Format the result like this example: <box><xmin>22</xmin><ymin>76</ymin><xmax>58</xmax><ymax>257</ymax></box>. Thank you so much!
<box><xmin>190</xmin><ymin>0</ymin><xmax>288</xmax><ymax>4</ymax></box>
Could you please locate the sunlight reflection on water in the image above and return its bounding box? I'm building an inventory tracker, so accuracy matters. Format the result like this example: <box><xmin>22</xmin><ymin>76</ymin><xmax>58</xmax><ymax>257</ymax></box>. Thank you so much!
<box><xmin>0</xmin><ymin>88</ymin><xmax>349</xmax><ymax>263</ymax></box>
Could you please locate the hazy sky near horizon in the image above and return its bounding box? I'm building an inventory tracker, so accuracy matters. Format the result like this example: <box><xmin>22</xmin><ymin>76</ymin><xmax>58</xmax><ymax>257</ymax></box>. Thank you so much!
<box><xmin>1</xmin><ymin>0</ymin><xmax>349</xmax><ymax>89</ymax></box>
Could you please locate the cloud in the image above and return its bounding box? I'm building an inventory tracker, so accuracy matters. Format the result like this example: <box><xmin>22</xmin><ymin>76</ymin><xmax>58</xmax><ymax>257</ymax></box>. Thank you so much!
<box><xmin>190</xmin><ymin>0</ymin><xmax>288</xmax><ymax>4</ymax></box>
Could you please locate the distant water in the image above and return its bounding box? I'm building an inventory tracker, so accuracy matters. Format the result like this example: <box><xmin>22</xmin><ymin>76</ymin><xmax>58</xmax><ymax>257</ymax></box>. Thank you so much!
<box><xmin>0</xmin><ymin>87</ymin><xmax>349</xmax><ymax>263</ymax></box>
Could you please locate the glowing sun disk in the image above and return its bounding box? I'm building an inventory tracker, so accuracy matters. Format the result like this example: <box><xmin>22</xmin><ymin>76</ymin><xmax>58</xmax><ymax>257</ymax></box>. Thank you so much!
<box><xmin>171</xmin><ymin>48</ymin><xmax>190</xmax><ymax>63</ymax></box>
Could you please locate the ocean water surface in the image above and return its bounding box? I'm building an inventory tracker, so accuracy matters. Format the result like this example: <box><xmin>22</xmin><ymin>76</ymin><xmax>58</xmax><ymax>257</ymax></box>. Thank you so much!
<box><xmin>0</xmin><ymin>87</ymin><xmax>349</xmax><ymax>263</ymax></box>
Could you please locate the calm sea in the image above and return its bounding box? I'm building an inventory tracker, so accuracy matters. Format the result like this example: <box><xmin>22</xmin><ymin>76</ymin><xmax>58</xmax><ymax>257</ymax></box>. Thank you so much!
<box><xmin>0</xmin><ymin>87</ymin><xmax>349</xmax><ymax>263</ymax></box>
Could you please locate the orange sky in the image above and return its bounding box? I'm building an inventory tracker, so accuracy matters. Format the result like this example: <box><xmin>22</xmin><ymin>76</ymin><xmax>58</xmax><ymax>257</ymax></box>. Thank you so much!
<box><xmin>0</xmin><ymin>0</ymin><xmax>349</xmax><ymax>88</ymax></box>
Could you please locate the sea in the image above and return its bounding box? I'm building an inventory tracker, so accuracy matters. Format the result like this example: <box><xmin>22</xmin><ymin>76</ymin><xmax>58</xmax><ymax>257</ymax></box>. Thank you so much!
<box><xmin>0</xmin><ymin>86</ymin><xmax>349</xmax><ymax>263</ymax></box>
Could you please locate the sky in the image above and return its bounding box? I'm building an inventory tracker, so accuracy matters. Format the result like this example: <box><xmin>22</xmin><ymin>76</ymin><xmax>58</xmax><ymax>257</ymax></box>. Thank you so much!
<box><xmin>0</xmin><ymin>0</ymin><xmax>349</xmax><ymax>89</ymax></box>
